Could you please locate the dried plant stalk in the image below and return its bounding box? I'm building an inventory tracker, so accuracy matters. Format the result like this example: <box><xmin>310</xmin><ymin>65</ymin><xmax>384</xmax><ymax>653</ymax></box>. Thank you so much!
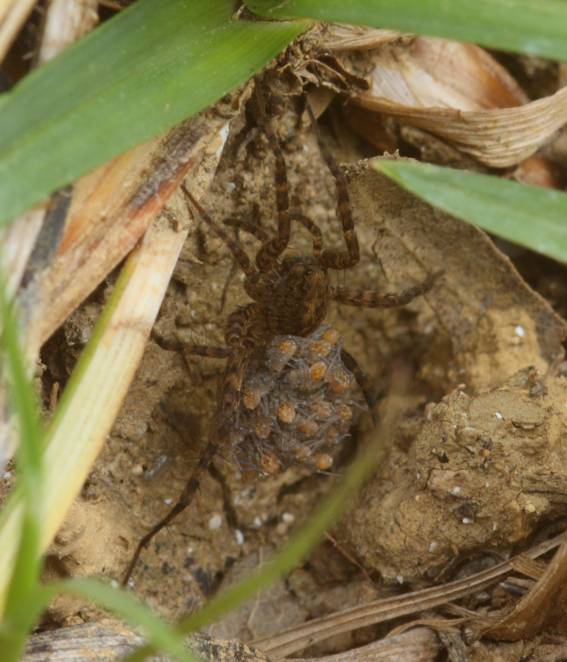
<box><xmin>0</xmin><ymin>0</ymin><xmax>36</xmax><ymax>62</ymax></box>
<box><xmin>0</xmin><ymin>0</ymin><xmax>101</xmax><ymax>471</ymax></box>
<box><xmin>253</xmin><ymin>534</ymin><xmax>563</xmax><ymax>657</ymax></box>
<box><xmin>37</xmin><ymin>0</ymin><xmax>99</xmax><ymax>65</ymax></box>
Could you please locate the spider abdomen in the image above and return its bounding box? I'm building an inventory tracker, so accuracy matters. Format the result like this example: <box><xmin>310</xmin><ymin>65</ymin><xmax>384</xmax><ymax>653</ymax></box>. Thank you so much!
<box><xmin>231</xmin><ymin>325</ymin><xmax>365</xmax><ymax>475</ymax></box>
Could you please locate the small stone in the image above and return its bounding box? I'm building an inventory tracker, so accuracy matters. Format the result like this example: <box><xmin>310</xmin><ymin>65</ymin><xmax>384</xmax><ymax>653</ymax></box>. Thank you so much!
<box><xmin>208</xmin><ymin>514</ymin><xmax>222</xmax><ymax>530</ymax></box>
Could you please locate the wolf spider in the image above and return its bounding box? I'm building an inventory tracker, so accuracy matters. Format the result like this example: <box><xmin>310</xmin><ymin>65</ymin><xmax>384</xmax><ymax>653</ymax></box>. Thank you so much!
<box><xmin>122</xmin><ymin>86</ymin><xmax>436</xmax><ymax>585</ymax></box>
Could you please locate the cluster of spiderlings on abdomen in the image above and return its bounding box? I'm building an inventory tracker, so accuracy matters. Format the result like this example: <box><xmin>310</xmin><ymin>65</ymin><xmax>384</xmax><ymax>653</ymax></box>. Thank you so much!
<box><xmin>231</xmin><ymin>325</ymin><xmax>366</xmax><ymax>475</ymax></box>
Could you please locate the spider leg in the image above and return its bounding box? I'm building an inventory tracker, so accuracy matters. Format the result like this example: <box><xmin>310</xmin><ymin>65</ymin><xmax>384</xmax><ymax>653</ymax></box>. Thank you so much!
<box><xmin>252</xmin><ymin>85</ymin><xmax>291</xmax><ymax>272</ymax></box>
<box><xmin>228</xmin><ymin>211</ymin><xmax>322</xmax><ymax>260</ymax></box>
<box><xmin>306</xmin><ymin>104</ymin><xmax>359</xmax><ymax>271</ymax></box>
<box><xmin>182</xmin><ymin>185</ymin><xmax>260</xmax><ymax>285</ymax></box>
<box><xmin>292</xmin><ymin>212</ymin><xmax>323</xmax><ymax>260</ymax></box>
<box><xmin>187</xmin><ymin>346</ymin><xmax>232</xmax><ymax>359</ymax></box>
<box><xmin>331</xmin><ymin>271</ymin><xmax>440</xmax><ymax>308</ymax></box>
<box><xmin>340</xmin><ymin>348</ymin><xmax>377</xmax><ymax>425</ymax></box>
<box><xmin>121</xmin><ymin>440</ymin><xmax>218</xmax><ymax>586</ymax></box>
<box><xmin>122</xmin><ymin>306</ymin><xmax>259</xmax><ymax>586</ymax></box>
<box><xmin>153</xmin><ymin>334</ymin><xmax>232</xmax><ymax>359</ymax></box>
<box><xmin>223</xmin><ymin>217</ymin><xmax>270</xmax><ymax>243</ymax></box>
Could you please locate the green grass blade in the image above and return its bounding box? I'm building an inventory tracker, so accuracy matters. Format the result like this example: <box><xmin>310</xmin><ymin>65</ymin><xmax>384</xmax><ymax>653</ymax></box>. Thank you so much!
<box><xmin>0</xmin><ymin>0</ymin><xmax>306</xmax><ymax>225</ymax></box>
<box><xmin>25</xmin><ymin>579</ymin><xmax>198</xmax><ymax>662</ymax></box>
<box><xmin>59</xmin><ymin>580</ymin><xmax>195</xmax><ymax>662</ymax></box>
<box><xmin>246</xmin><ymin>0</ymin><xmax>567</xmax><ymax>61</ymax></box>
<box><xmin>0</xmin><ymin>274</ymin><xmax>44</xmax><ymax>660</ymax></box>
<box><xmin>374</xmin><ymin>160</ymin><xmax>567</xmax><ymax>263</ymax></box>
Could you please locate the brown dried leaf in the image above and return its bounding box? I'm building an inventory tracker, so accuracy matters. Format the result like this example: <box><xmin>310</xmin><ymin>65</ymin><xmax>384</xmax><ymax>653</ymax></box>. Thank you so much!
<box><xmin>321</xmin><ymin>23</ymin><xmax>411</xmax><ymax>52</ymax></box>
<box><xmin>345</xmin><ymin>37</ymin><xmax>567</xmax><ymax>168</ymax></box>
<box><xmin>346</xmin><ymin>159</ymin><xmax>566</xmax><ymax>389</ymax></box>
<box><xmin>352</xmin><ymin>37</ymin><xmax>527</xmax><ymax>111</ymax></box>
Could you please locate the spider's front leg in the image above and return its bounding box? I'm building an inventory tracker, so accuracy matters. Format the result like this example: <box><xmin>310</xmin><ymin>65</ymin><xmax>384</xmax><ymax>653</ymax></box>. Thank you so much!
<box><xmin>306</xmin><ymin>104</ymin><xmax>360</xmax><ymax>271</ymax></box>
<box><xmin>330</xmin><ymin>271</ymin><xmax>440</xmax><ymax>308</ymax></box>
<box><xmin>252</xmin><ymin>85</ymin><xmax>292</xmax><ymax>272</ymax></box>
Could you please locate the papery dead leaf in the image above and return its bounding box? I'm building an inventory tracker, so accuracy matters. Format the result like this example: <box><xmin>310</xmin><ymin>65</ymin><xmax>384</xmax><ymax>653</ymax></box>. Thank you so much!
<box><xmin>343</xmin><ymin>37</ymin><xmax>567</xmax><ymax>168</ymax></box>
<box><xmin>321</xmin><ymin>23</ymin><xmax>411</xmax><ymax>52</ymax></box>
<box><xmin>346</xmin><ymin>159</ymin><xmax>566</xmax><ymax>389</ymax></box>
<box><xmin>354</xmin><ymin>87</ymin><xmax>567</xmax><ymax>168</ymax></box>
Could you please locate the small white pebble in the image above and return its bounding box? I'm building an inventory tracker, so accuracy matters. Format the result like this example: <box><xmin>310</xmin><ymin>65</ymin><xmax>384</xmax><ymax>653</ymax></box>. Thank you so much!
<box><xmin>428</xmin><ymin>541</ymin><xmax>438</xmax><ymax>553</ymax></box>
<box><xmin>462</xmin><ymin>517</ymin><xmax>473</xmax><ymax>525</ymax></box>
<box><xmin>234</xmin><ymin>529</ymin><xmax>245</xmax><ymax>545</ymax></box>
<box><xmin>282</xmin><ymin>512</ymin><xmax>295</xmax><ymax>524</ymax></box>
<box><xmin>252</xmin><ymin>516</ymin><xmax>263</xmax><ymax>528</ymax></box>
<box><xmin>524</xmin><ymin>502</ymin><xmax>536</xmax><ymax>514</ymax></box>
<box><xmin>450</xmin><ymin>486</ymin><xmax>462</xmax><ymax>496</ymax></box>
<box><xmin>2</xmin><ymin>471</ymin><xmax>12</xmax><ymax>480</ymax></box>
<box><xmin>514</xmin><ymin>325</ymin><xmax>525</xmax><ymax>338</ymax></box>
<box><xmin>110</xmin><ymin>580</ymin><xmax>119</xmax><ymax>589</ymax></box>
<box><xmin>164</xmin><ymin>498</ymin><xmax>173</xmax><ymax>506</ymax></box>
<box><xmin>225</xmin><ymin>181</ymin><xmax>236</xmax><ymax>193</ymax></box>
<box><xmin>495</xmin><ymin>411</ymin><xmax>503</xmax><ymax>420</ymax></box>
<box><xmin>396</xmin><ymin>575</ymin><xmax>404</xmax><ymax>585</ymax></box>
<box><xmin>208</xmin><ymin>514</ymin><xmax>222</xmax><ymax>530</ymax></box>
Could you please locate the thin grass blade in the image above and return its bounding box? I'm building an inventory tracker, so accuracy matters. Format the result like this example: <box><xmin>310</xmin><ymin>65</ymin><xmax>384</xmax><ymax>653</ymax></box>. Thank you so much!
<box><xmin>26</xmin><ymin>579</ymin><xmax>199</xmax><ymax>662</ymax></box>
<box><xmin>0</xmin><ymin>0</ymin><xmax>306</xmax><ymax>225</ymax></box>
<box><xmin>374</xmin><ymin>160</ymin><xmax>567</xmax><ymax>264</ymax></box>
<box><xmin>246</xmin><ymin>0</ymin><xmax>567</xmax><ymax>61</ymax></box>
<box><xmin>0</xmin><ymin>273</ymin><xmax>44</xmax><ymax>659</ymax></box>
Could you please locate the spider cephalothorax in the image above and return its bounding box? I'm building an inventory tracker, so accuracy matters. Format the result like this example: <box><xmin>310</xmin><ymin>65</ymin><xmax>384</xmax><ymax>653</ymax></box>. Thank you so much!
<box><xmin>122</xmin><ymin>84</ymin><xmax>437</xmax><ymax>584</ymax></box>
<box><xmin>259</xmin><ymin>255</ymin><xmax>330</xmax><ymax>336</ymax></box>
